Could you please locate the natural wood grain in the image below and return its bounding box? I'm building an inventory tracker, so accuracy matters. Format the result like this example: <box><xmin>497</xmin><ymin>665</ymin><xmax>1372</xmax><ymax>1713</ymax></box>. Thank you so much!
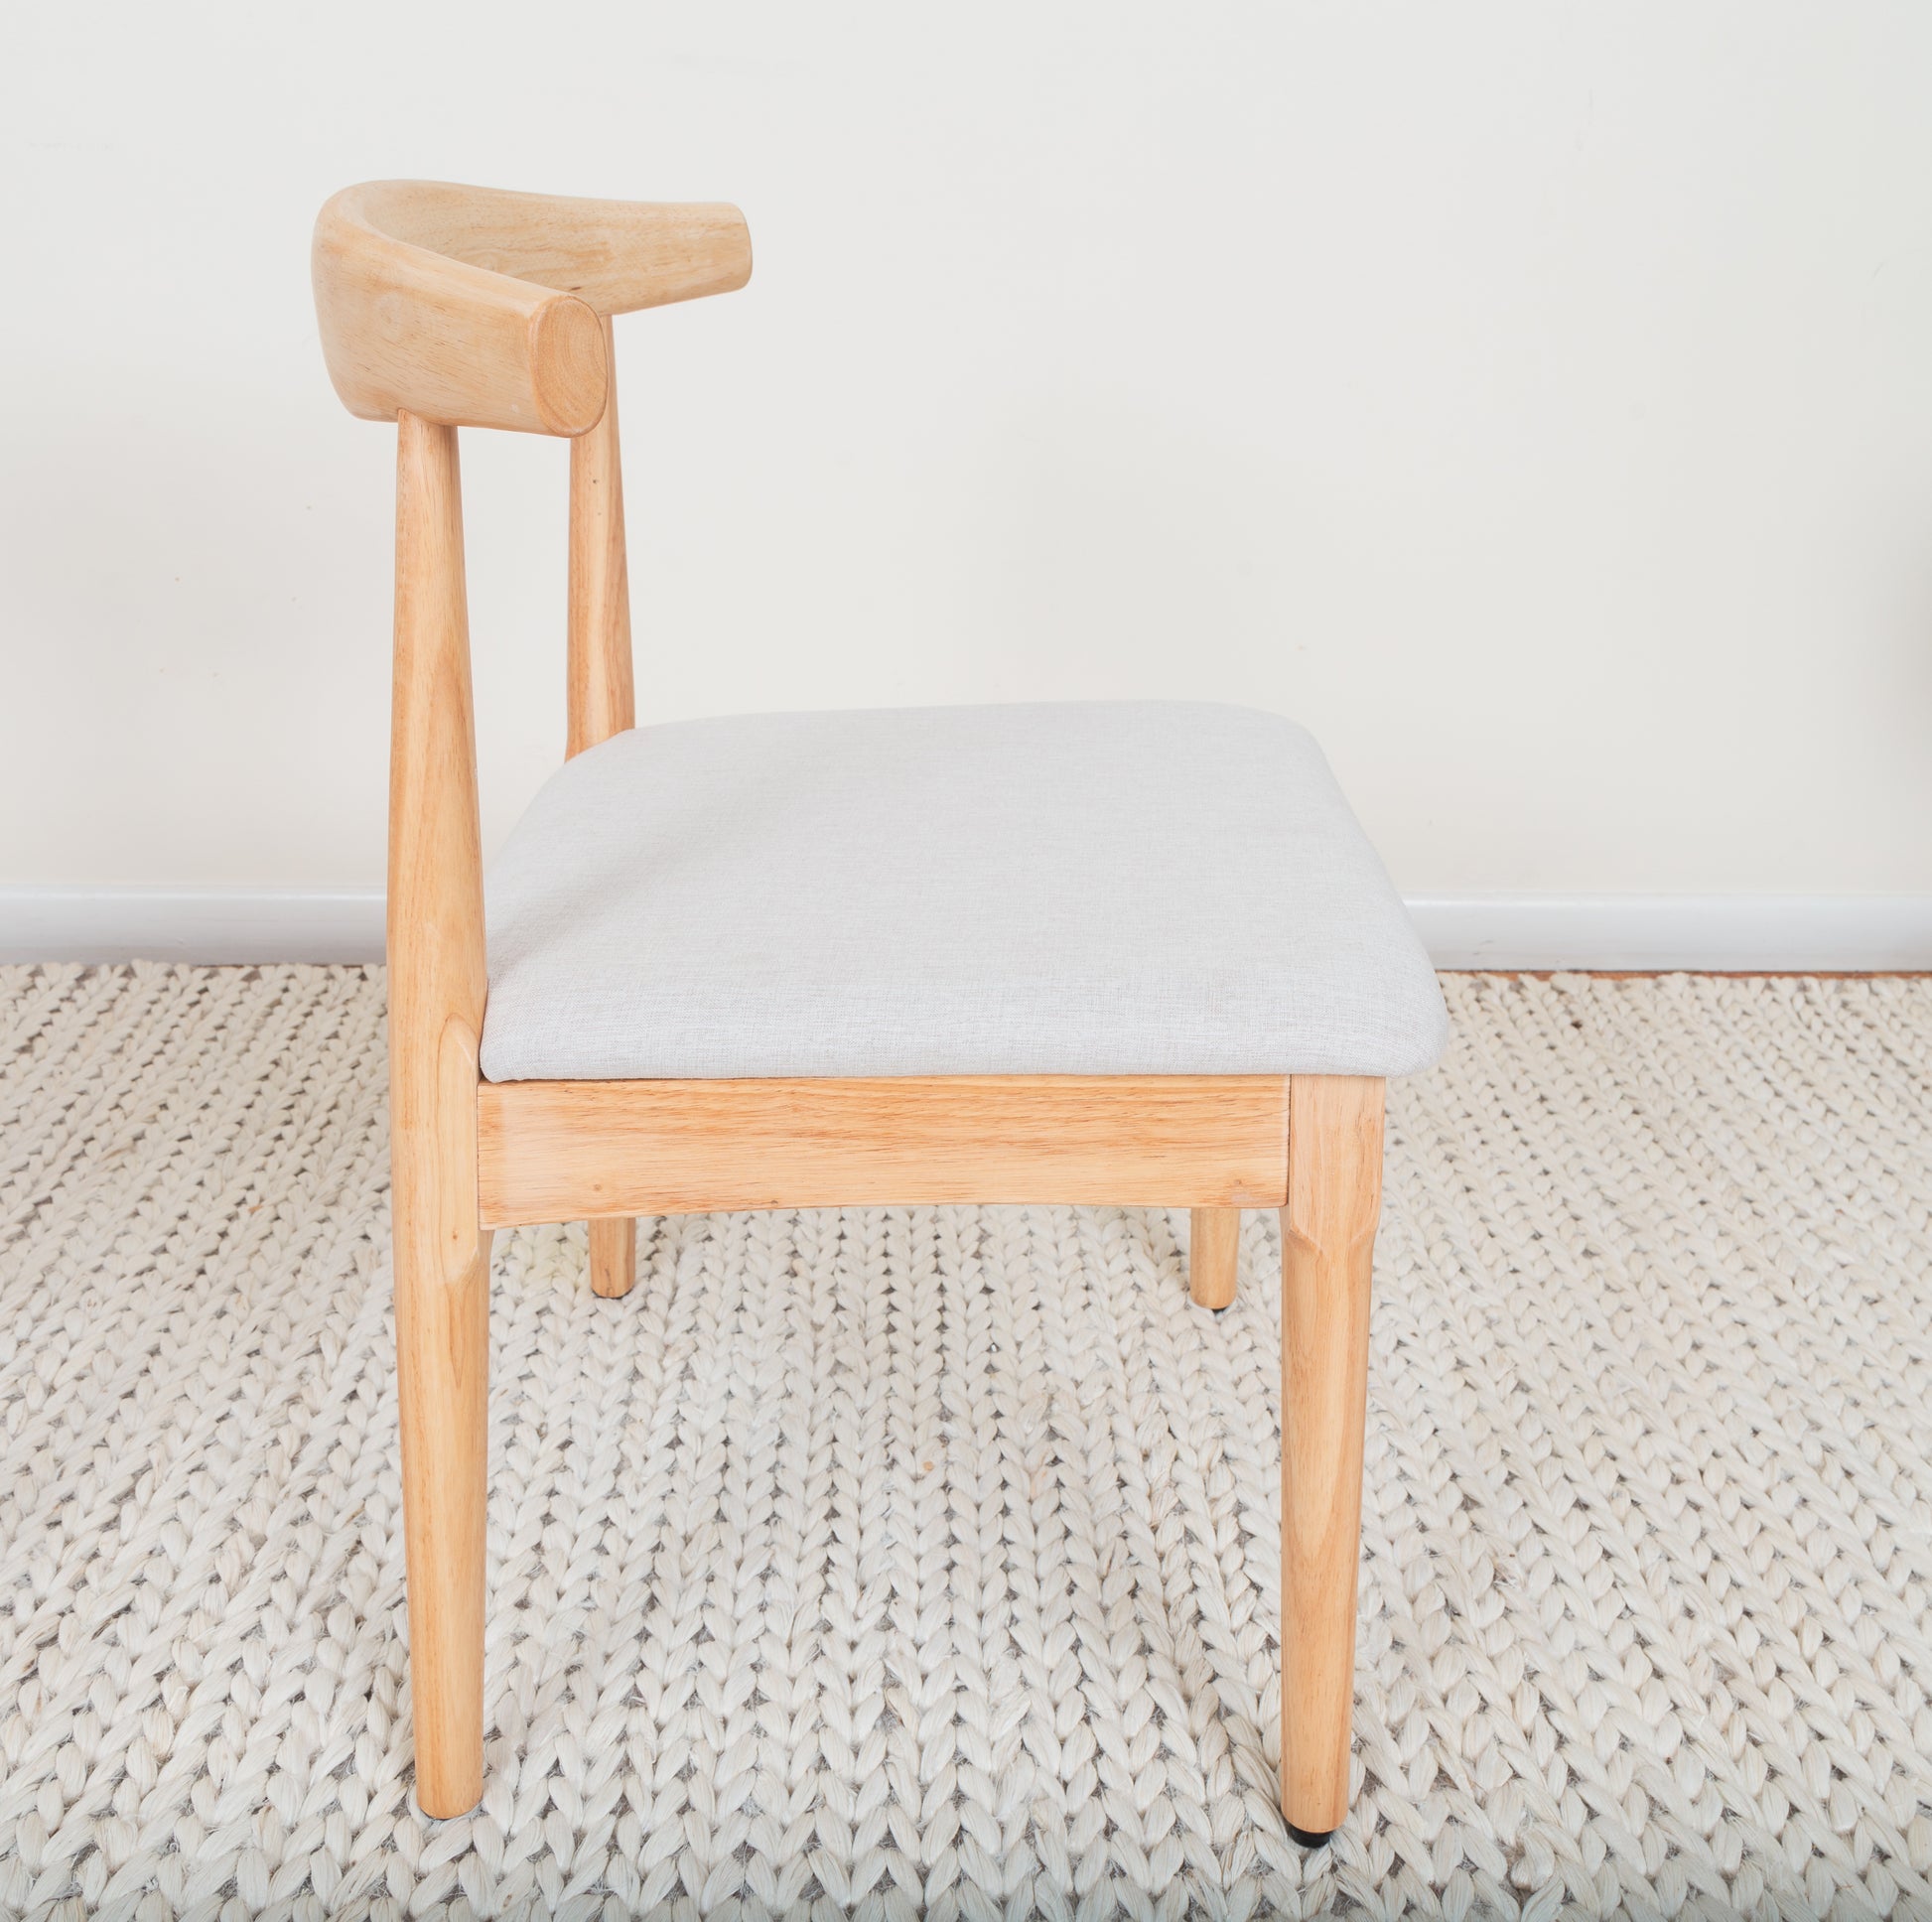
<box><xmin>1188</xmin><ymin>1207</ymin><xmax>1240</xmax><ymax>1309</ymax></box>
<box><xmin>477</xmin><ymin>1075</ymin><xmax>1291</xmax><ymax>1226</ymax></box>
<box><xmin>345</xmin><ymin>180</ymin><xmax>752</xmax><ymax>316</ymax></box>
<box><xmin>313</xmin><ymin>183</ymin><xmax>750</xmax><ymax>436</ymax></box>
<box><xmin>387</xmin><ymin>414</ymin><xmax>490</xmax><ymax>1819</ymax></box>
<box><xmin>587</xmin><ymin>1217</ymin><xmax>637</xmax><ymax>1300</ymax></box>
<box><xmin>566</xmin><ymin>313</ymin><xmax>634</xmax><ymax>758</ymax></box>
<box><xmin>1278</xmin><ymin>1073</ymin><xmax>1384</xmax><ymax>1839</ymax></box>
<box><xmin>564</xmin><ymin>315</ymin><xmax>639</xmax><ymax>1282</ymax></box>
<box><xmin>315</xmin><ymin>188</ymin><xmax>606</xmax><ymax>435</ymax></box>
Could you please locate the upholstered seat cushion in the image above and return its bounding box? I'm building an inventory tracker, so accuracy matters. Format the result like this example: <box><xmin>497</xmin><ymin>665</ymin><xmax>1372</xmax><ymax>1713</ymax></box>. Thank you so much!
<box><xmin>480</xmin><ymin>702</ymin><xmax>1447</xmax><ymax>1081</ymax></box>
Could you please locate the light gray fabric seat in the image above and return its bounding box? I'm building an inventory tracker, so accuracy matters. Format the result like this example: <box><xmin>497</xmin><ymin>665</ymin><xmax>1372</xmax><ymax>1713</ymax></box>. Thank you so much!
<box><xmin>481</xmin><ymin>702</ymin><xmax>1448</xmax><ymax>1082</ymax></box>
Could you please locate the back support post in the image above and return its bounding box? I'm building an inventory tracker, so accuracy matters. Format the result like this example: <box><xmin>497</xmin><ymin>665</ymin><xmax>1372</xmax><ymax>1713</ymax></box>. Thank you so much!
<box><xmin>388</xmin><ymin>411</ymin><xmax>491</xmax><ymax>1816</ymax></box>
<box><xmin>567</xmin><ymin>314</ymin><xmax>635</xmax><ymax>758</ymax></box>
<box><xmin>565</xmin><ymin>315</ymin><xmax>640</xmax><ymax>1299</ymax></box>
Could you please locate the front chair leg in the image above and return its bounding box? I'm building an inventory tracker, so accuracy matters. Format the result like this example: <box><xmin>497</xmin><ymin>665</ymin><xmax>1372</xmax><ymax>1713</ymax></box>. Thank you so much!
<box><xmin>588</xmin><ymin>1216</ymin><xmax>637</xmax><ymax>1298</ymax></box>
<box><xmin>1279</xmin><ymin>1073</ymin><xmax>1384</xmax><ymax>1844</ymax></box>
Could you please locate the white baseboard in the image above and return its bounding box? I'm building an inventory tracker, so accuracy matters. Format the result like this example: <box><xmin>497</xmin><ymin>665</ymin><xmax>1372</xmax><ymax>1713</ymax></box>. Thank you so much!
<box><xmin>1406</xmin><ymin>895</ymin><xmax>1932</xmax><ymax>971</ymax></box>
<box><xmin>0</xmin><ymin>889</ymin><xmax>386</xmax><ymax>965</ymax></box>
<box><xmin>1</xmin><ymin>887</ymin><xmax>1928</xmax><ymax>972</ymax></box>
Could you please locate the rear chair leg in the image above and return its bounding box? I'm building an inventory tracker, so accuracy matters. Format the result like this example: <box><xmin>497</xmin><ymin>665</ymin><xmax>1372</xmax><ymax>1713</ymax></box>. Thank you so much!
<box><xmin>1279</xmin><ymin>1073</ymin><xmax>1384</xmax><ymax>1845</ymax></box>
<box><xmin>394</xmin><ymin>1219</ymin><xmax>490</xmax><ymax>1817</ymax></box>
<box><xmin>589</xmin><ymin>1216</ymin><xmax>637</xmax><ymax>1298</ymax></box>
<box><xmin>1188</xmin><ymin>1206</ymin><xmax>1240</xmax><ymax>1309</ymax></box>
<box><xmin>388</xmin><ymin>411</ymin><xmax>490</xmax><ymax>1820</ymax></box>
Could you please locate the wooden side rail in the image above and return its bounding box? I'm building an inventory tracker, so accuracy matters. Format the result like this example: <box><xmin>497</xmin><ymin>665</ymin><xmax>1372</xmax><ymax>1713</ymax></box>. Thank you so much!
<box><xmin>313</xmin><ymin>181</ymin><xmax>751</xmax><ymax>435</ymax></box>
<box><xmin>477</xmin><ymin>1075</ymin><xmax>1293</xmax><ymax>1226</ymax></box>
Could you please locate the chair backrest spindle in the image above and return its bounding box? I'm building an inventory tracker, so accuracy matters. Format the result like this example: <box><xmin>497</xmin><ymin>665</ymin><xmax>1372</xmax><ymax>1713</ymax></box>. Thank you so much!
<box><xmin>388</xmin><ymin>408</ymin><xmax>490</xmax><ymax>1280</ymax></box>
<box><xmin>566</xmin><ymin>314</ymin><xmax>634</xmax><ymax>757</ymax></box>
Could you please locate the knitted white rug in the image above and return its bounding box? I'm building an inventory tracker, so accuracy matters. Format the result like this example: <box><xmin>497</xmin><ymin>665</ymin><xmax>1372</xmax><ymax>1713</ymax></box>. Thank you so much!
<box><xmin>1</xmin><ymin>967</ymin><xmax>1928</xmax><ymax>1922</ymax></box>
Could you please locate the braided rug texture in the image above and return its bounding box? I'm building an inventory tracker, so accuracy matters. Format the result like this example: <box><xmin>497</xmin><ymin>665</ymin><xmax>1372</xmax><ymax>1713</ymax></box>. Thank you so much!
<box><xmin>0</xmin><ymin>966</ymin><xmax>1929</xmax><ymax>1922</ymax></box>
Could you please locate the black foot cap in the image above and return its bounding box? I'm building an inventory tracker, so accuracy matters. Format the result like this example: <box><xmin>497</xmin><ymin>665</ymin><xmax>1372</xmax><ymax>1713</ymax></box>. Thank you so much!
<box><xmin>1286</xmin><ymin>1823</ymin><xmax>1335</xmax><ymax>1850</ymax></box>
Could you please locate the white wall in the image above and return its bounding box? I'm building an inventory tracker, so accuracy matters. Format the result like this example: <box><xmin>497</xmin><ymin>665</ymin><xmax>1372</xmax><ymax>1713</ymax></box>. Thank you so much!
<box><xmin>4</xmin><ymin>4</ymin><xmax>1931</xmax><ymax>937</ymax></box>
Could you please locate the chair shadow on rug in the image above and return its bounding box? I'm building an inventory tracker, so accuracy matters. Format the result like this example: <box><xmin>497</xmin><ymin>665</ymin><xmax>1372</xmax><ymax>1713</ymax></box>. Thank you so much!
<box><xmin>311</xmin><ymin>179</ymin><xmax>1447</xmax><ymax>1841</ymax></box>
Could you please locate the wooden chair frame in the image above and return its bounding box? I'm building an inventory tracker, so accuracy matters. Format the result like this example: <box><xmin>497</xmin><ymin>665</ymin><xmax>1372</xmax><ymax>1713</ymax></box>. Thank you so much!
<box><xmin>315</xmin><ymin>181</ymin><xmax>1384</xmax><ymax>1845</ymax></box>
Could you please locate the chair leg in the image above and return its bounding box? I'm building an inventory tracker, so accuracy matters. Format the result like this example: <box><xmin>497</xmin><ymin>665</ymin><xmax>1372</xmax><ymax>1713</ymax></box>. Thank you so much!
<box><xmin>388</xmin><ymin>411</ymin><xmax>490</xmax><ymax>1822</ymax></box>
<box><xmin>394</xmin><ymin>1219</ymin><xmax>490</xmax><ymax>1818</ymax></box>
<box><xmin>1279</xmin><ymin>1073</ymin><xmax>1384</xmax><ymax>1844</ymax></box>
<box><xmin>588</xmin><ymin>1216</ymin><xmax>637</xmax><ymax>1298</ymax></box>
<box><xmin>1188</xmin><ymin>1206</ymin><xmax>1240</xmax><ymax>1308</ymax></box>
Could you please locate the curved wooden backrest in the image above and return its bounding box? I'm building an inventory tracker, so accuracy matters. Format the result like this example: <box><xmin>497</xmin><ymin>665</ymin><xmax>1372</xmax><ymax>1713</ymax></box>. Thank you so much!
<box><xmin>313</xmin><ymin>181</ymin><xmax>753</xmax><ymax>436</ymax></box>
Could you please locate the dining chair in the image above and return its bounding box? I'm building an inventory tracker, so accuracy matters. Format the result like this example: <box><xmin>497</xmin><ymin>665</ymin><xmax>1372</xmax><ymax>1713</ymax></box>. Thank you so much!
<box><xmin>312</xmin><ymin>180</ymin><xmax>1448</xmax><ymax>1845</ymax></box>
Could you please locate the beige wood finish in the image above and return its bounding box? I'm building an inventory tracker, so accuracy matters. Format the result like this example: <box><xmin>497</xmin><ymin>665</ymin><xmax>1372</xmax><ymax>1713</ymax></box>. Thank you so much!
<box><xmin>387</xmin><ymin>413</ymin><xmax>491</xmax><ymax>1819</ymax></box>
<box><xmin>321</xmin><ymin>181</ymin><xmax>1387</xmax><ymax>1841</ymax></box>
<box><xmin>313</xmin><ymin>183</ymin><xmax>750</xmax><ymax>435</ymax></box>
<box><xmin>1188</xmin><ymin>1207</ymin><xmax>1241</xmax><ymax>1309</ymax></box>
<box><xmin>1279</xmin><ymin>1073</ymin><xmax>1384</xmax><ymax>1839</ymax></box>
<box><xmin>477</xmin><ymin>1076</ymin><xmax>1292</xmax><ymax>1226</ymax></box>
